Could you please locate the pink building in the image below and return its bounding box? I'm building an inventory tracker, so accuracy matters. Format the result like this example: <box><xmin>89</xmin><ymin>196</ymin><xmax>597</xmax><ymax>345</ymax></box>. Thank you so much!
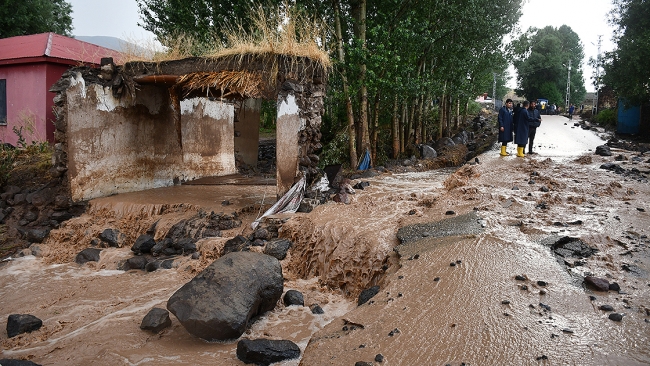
<box><xmin>0</xmin><ymin>33</ymin><xmax>121</xmax><ymax>146</ymax></box>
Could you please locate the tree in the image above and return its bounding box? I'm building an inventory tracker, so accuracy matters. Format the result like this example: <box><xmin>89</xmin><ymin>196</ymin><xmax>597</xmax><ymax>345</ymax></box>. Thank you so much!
<box><xmin>601</xmin><ymin>0</ymin><xmax>650</xmax><ymax>105</ymax></box>
<box><xmin>0</xmin><ymin>0</ymin><xmax>73</xmax><ymax>38</ymax></box>
<box><xmin>511</xmin><ymin>25</ymin><xmax>586</xmax><ymax>107</ymax></box>
<box><xmin>136</xmin><ymin>0</ymin><xmax>284</xmax><ymax>53</ymax></box>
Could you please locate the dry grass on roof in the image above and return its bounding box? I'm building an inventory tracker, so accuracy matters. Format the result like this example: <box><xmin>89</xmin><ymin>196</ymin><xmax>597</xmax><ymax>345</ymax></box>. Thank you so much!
<box><xmin>178</xmin><ymin>70</ymin><xmax>270</xmax><ymax>99</ymax></box>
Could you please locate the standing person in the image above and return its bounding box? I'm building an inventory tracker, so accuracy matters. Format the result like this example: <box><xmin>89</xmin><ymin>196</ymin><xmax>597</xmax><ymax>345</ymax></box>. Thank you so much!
<box><xmin>569</xmin><ymin>104</ymin><xmax>575</xmax><ymax>119</ymax></box>
<box><xmin>528</xmin><ymin>100</ymin><xmax>542</xmax><ymax>154</ymax></box>
<box><xmin>514</xmin><ymin>100</ymin><xmax>536</xmax><ymax>157</ymax></box>
<box><xmin>497</xmin><ymin>99</ymin><xmax>514</xmax><ymax>156</ymax></box>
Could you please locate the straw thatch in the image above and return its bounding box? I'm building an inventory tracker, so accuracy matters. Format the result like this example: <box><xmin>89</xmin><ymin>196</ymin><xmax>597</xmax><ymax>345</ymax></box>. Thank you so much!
<box><xmin>177</xmin><ymin>70</ymin><xmax>272</xmax><ymax>99</ymax></box>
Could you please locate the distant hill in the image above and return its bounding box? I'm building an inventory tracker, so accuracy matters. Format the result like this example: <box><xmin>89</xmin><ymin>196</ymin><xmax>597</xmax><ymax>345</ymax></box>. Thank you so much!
<box><xmin>74</xmin><ymin>36</ymin><xmax>153</xmax><ymax>57</ymax></box>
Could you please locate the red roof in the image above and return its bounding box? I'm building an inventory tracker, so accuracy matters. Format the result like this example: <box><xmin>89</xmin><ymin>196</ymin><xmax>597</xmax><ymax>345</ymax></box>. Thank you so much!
<box><xmin>0</xmin><ymin>32</ymin><xmax>122</xmax><ymax>66</ymax></box>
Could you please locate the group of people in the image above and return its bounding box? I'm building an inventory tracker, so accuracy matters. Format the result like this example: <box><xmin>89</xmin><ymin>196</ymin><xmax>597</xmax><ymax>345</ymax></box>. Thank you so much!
<box><xmin>497</xmin><ymin>99</ymin><xmax>542</xmax><ymax>157</ymax></box>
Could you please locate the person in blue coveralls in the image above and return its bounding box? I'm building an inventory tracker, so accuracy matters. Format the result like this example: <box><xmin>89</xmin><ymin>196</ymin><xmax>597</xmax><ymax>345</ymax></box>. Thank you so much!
<box><xmin>497</xmin><ymin>98</ymin><xmax>514</xmax><ymax>156</ymax></box>
<box><xmin>513</xmin><ymin>101</ymin><xmax>538</xmax><ymax>157</ymax></box>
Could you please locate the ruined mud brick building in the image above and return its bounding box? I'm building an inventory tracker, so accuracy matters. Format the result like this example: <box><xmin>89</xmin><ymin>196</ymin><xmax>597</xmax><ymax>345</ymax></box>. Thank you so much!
<box><xmin>49</xmin><ymin>54</ymin><xmax>326</xmax><ymax>202</ymax></box>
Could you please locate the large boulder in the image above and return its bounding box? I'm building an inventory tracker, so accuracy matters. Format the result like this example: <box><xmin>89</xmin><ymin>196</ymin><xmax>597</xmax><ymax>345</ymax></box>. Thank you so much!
<box><xmin>140</xmin><ymin>308</ymin><xmax>172</xmax><ymax>333</ymax></box>
<box><xmin>75</xmin><ymin>248</ymin><xmax>101</xmax><ymax>264</ymax></box>
<box><xmin>263</xmin><ymin>239</ymin><xmax>292</xmax><ymax>260</ymax></box>
<box><xmin>7</xmin><ymin>314</ymin><xmax>43</xmax><ymax>338</ymax></box>
<box><xmin>421</xmin><ymin>145</ymin><xmax>438</xmax><ymax>159</ymax></box>
<box><xmin>433</xmin><ymin>137</ymin><xmax>455</xmax><ymax>151</ymax></box>
<box><xmin>236</xmin><ymin>338</ymin><xmax>300</xmax><ymax>366</ymax></box>
<box><xmin>167</xmin><ymin>252</ymin><xmax>283</xmax><ymax>341</ymax></box>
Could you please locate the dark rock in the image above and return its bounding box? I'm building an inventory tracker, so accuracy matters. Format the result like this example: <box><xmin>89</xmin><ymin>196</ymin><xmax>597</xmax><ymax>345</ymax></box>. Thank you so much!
<box><xmin>298</xmin><ymin>198</ymin><xmax>320</xmax><ymax>213</ymax></box>
<box><xmin>283</xmin><ymin>290</ymin><xmax>304</xmax><ymax>307</ymax></box>
<box><xmin>75</xmin><ymin>248</ymin><xmax>102</xmax><ymax>264</ymax></box>
<box><xmin>537</xmin><ymin>281</ymin><xmax>547</xmax><ymax>286</ymax></box>
<box><xmin>54</xmin><ymin>195</ymin><xmax>70</xmax><ymax>210</ymax></box>
<box><xmin>333</xmin><ymin>192</ymin><xmax>351</xmax><ymax>204</ymax></box>
<box><xmin>167</xmin><ymin>252</ymin><xmax>283</xmax><ymax>341</ymax></box>
<box><xmin>263</xmin><ymin>238</ymin><xmax>292</xmax><ymax>260</ymax></box>
<box><xmin>609</xmin><ymin>282</ymin><xmax>621</xmax><ymax>291</ymax></box>
<box><xmin>515</xmin><ymin>275</ymin><xmax>526</xmax><ymax>281</ymax></box>
<box><xmin>539</xmin><ymin>303</ymin><xmax>551</xmax><ymax>311</ymax></box>
<box><xmin>253</xmin><ymin>228</ymin><xmax>270</xmax><ymax>240</ymax></box>
<box><xmin>145</xmin><ymin>260</ymin><xmax>160</xmax><ymax>272</ymax></box>
<box><xmin>222</xmin><ymin>235</ymin><xmax>252</xmax><ymax>256</ymax></box>
<box><xmin>358</xmin><ymin>286</ymin><xmax>380</xmax><ymax>306</ymax></box>
<box><xmin>0</xmin><ymin>360</ymin><xmax>42</xmax><ymax>366</ymax></box>
<box><xmin>600</xmin><ymin>163</ymin><xmax>625</xmax><ymax>174</ymax></box>
<box><xmin>584</xmin><ymin>276</ymin><xmax>610</xmax><ymax>292</ymax></box>
<box><xmin>353</xmin><ymin>181</ymin><xmax>371</xmax><ymax>190</ymax></box>
<box><xmin>174</xmin><ymin>238</ymin><xmax>197</xmax><ymax>254</ymax></box>
<box><xmin>252</xmin><ymin>239</ymin><xmax>266</xmax><ymax>247</ymax></box>
<box><xmin>7</xmin><ymin>314</ymin><xmax>43</xmax><ymax>337</ymax></box>
<box><xmin>25</xmin><ymin>228</ymin><xmax>50</xmax><ymax>243</ymax></box>
<box><xmin>99</xmin><ymin>228</ymin><xmax>125</xmax><ymax>247</ymax></box>
<box><xmin>50</xmin><ymin>211</ymin><xmax>72</xmax><ymax>222</ymax></box>
<box><xmin>140</xmin><ymin>308</ymin><xmax>172</xmax><ymax>333</ymax></box>
<box><xmin>310</xmin><ymin>304</ymin><xmax>324</xmax><ymax>314</ymax></box>
<box><xmin>445</xmin><ymin>210</ymin><xmax>455</xmax><ymax>215</ymax></box>
<box><xmin>132</xmin><ymin>234</ymin><xmax>156</xmax><ymax>254</ymax></box>
<box><xmin>608</xmin><ymin>313</ymin><xmax>623</xmax><ymax>322</ymax></box>
<box><xmin>236</xmin><ymin>338</ymin><xmax>300</xmax><ymax>366</ymax></box>
<box><xmin>599</xmin><ymin>304</ymin><xmax>614</xmax><ymax>312</ymax></box>
<box><xmin>23</xmin><ymin>211</ymin><xmax>38</xmax><ymax>222</ymax></box>
<box><xmin>595</xmin><ymin>145</ymin><xmax>612</xmax><ymax>156</ymax></box>
<box><xmin>434</xmin><ymin>137</ymin><xmax>455</xmax><ymax>151</ymax></box>
<box><xmin>421</xmin><ymin>145</ymin><xmax>438</xmax><ymax>159</ymax></box>
<box><xmin>375</xmin><ymin>353</ymin><xmax>385</xmax><ymax>362</ymax></box>
<box><xmin>547</xmin><ymin>236</ymin><xmax>597</xmax><ymax>258</ymax></box>
<box><xmin>12</xmin><ymin>193</ymin><xmax>26</xmax><ymax>205</ymax></box>
<box><xmin>124</xmin><ymin>256</ymin><xmax>149</xmax><ymax>271</ymax></box>
<box><xmin>540</xmin><ymin>186</ymin><xmax>549</xmax><ymax>192</ymax></box>
<box><xmin>355</xmin><ymin>362</ymin><xmax>373</xmax><ymax>366</ymax></box>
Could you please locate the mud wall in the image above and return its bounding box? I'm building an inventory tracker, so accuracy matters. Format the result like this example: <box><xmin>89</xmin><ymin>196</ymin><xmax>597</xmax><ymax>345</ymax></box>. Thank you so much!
<box><xmin>234</xmin><ymin>98</ymin><xmax>262</xmax><ymax>167</ymax></box>
<box><xmin>276</xmin><ymin>80</ymin><xmax>324</xmax><ymax>197</ymax></box>
<box><xmin>60</xmin><ymin>72</ymin><xmax>235</xmax><ymax>202</ymax></box>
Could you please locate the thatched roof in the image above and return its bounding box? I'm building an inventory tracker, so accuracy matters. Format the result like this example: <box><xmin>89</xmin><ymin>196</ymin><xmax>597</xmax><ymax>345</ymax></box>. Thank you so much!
<box><xmin>121</xmin><ymin>53</ymin><xmax>328</xmax><ymax>100</ymax></box>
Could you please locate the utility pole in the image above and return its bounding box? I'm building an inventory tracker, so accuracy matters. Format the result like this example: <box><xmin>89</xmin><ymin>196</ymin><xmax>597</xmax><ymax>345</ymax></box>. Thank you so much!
<box><xmin>594</xmin><ymin>35</ymin><xmax>602</xmax><ymax>115</ymax></box>
<box><xmin>492</xmin><ymin>72</ymin><xmax>497</xmax><ymax>111</ymax></box>
<box><xmin>565</xmin><ymin>59</ymin><xmax>571</xmax><ymax>109</ymax></box>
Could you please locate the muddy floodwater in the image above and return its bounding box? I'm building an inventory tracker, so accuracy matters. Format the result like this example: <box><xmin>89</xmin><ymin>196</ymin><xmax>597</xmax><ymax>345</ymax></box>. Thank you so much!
<box><xmin>1</xmin><ymin>115</ymin><xmax>649</xmax><ymax>365</ymax></box>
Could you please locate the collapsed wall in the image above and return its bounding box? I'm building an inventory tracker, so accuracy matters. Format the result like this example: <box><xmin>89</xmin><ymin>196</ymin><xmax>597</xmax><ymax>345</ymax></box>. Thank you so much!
<box><xmin>49</xmin><ymin>55</ymin><xmax>327</xmax><ymax>202</ymax></box>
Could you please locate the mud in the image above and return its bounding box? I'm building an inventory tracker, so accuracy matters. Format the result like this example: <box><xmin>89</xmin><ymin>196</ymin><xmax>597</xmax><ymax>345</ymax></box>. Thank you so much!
<box><xmin>1</xmin><ymin>115</ymin><xmax>649</xmax><ymax>365</ymax></box>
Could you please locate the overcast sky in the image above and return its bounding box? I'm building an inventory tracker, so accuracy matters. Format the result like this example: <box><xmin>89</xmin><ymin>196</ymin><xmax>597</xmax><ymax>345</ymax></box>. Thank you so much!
<box><xmin>68</xmin><ymin>0</ymin><xmax>615</xmax><ymax>92</ymax></box>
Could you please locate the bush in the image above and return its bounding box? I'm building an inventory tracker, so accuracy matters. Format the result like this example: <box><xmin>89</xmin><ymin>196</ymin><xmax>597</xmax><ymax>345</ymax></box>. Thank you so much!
<box><xmin>467</xmin><ymin>101</ymin><xmax>482</xmax><ymax>115</ymax></box>
<box><xmin>595</xmin><ymin>109</ymin><xmax>617</xmax><ymax>127</ymax></box>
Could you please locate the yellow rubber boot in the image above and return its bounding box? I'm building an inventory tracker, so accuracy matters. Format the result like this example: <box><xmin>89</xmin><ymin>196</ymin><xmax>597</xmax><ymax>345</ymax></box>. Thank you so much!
<box><xmin>500</xmin><ymin>145</ymin><xmax>510</xmax><ymax>156</ymax></box>
<box><xmin>516</xmin><ymin>147</ymin><xmax>525</xmax><ymax>157</ymax></box>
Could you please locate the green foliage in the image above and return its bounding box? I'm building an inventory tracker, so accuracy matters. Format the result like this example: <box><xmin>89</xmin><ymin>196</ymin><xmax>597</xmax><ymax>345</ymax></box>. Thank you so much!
<box><xmin>319</xmin><ymin>130</ymin><xmax>350</xmax><ymax>169</ymax></box>
<box><xmin>0</xmin><ymin>0</ymin><xmax>72</xmax><ymax>38</ymax></box>
<box><xmin>511</xmin><ymin>25</ymin><xmax>586</xmax><ymax>106</ymax></box>
<box><xmin>136</xmin><ymin>0</ymin><xmax>284</xmax><ymax>52</ymax></box>
<box><xmin>595</xmin><ymin>108</ymin><xmax>617</xmax><ymax>127</ymax></box>
<box><xmin>602</xmin><ymin>0</ymin><xmax>650</xmax><ymax>105</ymax></box>
<box><xmin>467</xmin><ymin>101</ymin><xmax>482</xmax><ymax>115</ymax></box>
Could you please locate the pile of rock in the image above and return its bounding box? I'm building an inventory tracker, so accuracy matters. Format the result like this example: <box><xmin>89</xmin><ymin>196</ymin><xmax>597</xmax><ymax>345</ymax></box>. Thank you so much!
<box><xmin>0</xmin><ymin>182</ymin><xmax>85</xmax><ymax>257</ymax></box>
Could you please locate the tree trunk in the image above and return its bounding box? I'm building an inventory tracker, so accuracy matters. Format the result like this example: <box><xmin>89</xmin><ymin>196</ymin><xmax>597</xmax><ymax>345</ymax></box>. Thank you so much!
<box><xmin>371</xmin><ymin>91</ymin><xmax>380</xmax><ymax>163</ymax></box>
<box><xmin>351</xmin><ymin>0</ymin><xmax>370</xmax><ymax>161</ymax></box>
<box><xmin>334</xmin><ymin>0</ymin><xmax>357</xmax><ymax>168</ymax></box>
<box><xmin>400</xmin><ymin>100</ymin><xmax>407</xmax><ymax>153</ymax></box>
<box><xmin>392</xmin><ymin>94</ymin><xmax>399</xmax><ymax>158</ymax></box>
<box><xmin>462</xmin><ymin>100</ymin><xmax>469</xmax><ymax>129</ymax></box>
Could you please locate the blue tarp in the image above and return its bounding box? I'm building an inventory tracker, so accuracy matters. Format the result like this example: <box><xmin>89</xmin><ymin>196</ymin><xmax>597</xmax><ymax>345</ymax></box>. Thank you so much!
<box><xmin>357</xmin><ymin>149</ymin><xmax>371</xmax><ymax>171</ymax></box>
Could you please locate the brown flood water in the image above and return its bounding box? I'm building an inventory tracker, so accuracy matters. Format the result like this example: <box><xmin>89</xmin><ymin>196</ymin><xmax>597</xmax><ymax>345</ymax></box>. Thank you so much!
<box><xmin>1</xmin><ymin>115</ymin><xmax>649</xmax><ymax>365</ymax></box>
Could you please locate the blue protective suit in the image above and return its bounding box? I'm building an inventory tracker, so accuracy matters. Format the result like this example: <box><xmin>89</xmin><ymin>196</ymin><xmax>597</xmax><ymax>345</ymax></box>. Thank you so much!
<box><xmin>497</xmin><ymin>106</ymin><xmax>514</xmax><ymax>143</ymax></box>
